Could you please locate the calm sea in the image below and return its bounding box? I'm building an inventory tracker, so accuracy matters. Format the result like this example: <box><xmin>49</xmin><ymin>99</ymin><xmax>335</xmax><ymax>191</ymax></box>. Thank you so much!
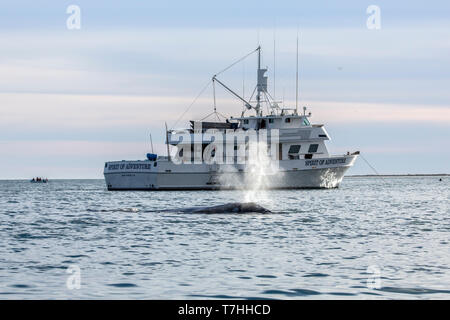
<box><xmin>0</xmin><ymin>176</ymin><xmax>449</xmax><ymax>299</ymax></box>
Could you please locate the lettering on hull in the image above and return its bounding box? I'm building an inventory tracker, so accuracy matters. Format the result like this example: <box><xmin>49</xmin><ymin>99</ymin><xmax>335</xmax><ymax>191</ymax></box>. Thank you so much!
<box><xmin>305</xmin><ymin>158</ymin><xmax>346</xmax><ymax>167</ymax></box>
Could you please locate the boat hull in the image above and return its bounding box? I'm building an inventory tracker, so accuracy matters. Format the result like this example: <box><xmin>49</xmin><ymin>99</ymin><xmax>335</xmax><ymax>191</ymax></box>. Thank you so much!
<box><xmin>104</xmin><ymin>155</ymin><xmax>357</xmax><ymax>190</ymax></box>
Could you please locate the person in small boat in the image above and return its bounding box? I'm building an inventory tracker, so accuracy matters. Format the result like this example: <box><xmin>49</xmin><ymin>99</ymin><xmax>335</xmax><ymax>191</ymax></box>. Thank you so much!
<box><xmin>31</xmin><ymin>178</ymin><xmax>35</xmax><ymax>182</ymax></box>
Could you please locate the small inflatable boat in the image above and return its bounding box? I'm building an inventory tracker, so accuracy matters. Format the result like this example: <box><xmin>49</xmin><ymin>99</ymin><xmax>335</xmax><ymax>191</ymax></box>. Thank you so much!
<box><xmin>30</xmin><ymin>178</ymin><xmax>48</xmax><ymax>183</ymax></box>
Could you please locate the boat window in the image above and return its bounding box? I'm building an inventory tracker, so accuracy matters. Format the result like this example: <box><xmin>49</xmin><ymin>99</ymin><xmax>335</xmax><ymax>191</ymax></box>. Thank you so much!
<box><xmin>260</xmin><ymin>119</ymin><xmax>266</xmax><ymax>129</ymax></box>
<box><xmin>154</xmin><ymin>162</ymin><xmax>157</xmax><ymax>167</ymax></box>
<box><xmin>244</xmin><ymin>119</ymin><xmax>249</xmax><ymax>124</ymax></box>
<box><xmin>285</xmin><ymin>118</ymin><xmax>291</xmax><ymax>123</ymax></box>
<box><xmin>288</xmin><ymin>145</ymin><xmax>301</xmax><ymax>153</ymax></box>
<box><xmin>303</xmin><ymin>118</ymin><xmax>310</xmax><ymax>126</ymax></box>
<box><xmin>308</xmin><ymin>144</ymin><xmax>319</xmax><ymax>153</ymax></box>
<box><xmin>179</xmin><ymin>149</ymin><xmax>183</xmax><ymax>157</ymax></box>
<box><xmin>269</xmin><ymin>118</ymin><xmax>274</xmax><ymax>123</ymax></box>
<box><xmin>105</xmin><ymin>163</ymin><xmax>108</xmax><ymax>168</ymax></box>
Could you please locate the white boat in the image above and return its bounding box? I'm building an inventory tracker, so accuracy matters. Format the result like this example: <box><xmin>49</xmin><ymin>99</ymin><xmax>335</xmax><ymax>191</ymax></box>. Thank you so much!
<box><xmin>104</xmin><ymin>46</ymin><xmax>359</xmax><ymax>190</ymax></box>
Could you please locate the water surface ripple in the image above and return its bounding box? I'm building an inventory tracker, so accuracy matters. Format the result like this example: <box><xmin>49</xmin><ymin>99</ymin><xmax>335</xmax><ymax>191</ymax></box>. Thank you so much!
<box><xmin>0</xmin><ymin>177</ymin><xmax>449</xmax><ymax>299</ymax></box>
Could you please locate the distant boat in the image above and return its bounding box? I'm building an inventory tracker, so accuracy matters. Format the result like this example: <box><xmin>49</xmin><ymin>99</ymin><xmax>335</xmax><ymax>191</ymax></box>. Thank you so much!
<box><xmin>30</xmin><ymin>178</ymin><xmax>48</xmax><ymax>183</ymax></box>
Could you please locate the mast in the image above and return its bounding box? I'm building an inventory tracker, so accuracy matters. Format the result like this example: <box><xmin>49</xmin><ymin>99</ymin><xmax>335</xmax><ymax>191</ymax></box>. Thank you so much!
<box><xmin>213</xmin><ymin>80</ymin><xmax>217</xmax><ymax>113</ymax></box>
<box><xmin>256</xmin><ymin>46</ymin><xmax>268</xmax><ymax>116</ymax></box>
<box><xmin>256</xmin><ymin>46</ymin><xmax>261</xmax><ymax>115</ymax></box>
<box><xmin>210</xmin><ymin>46</ymin><xmax>271</xmax><ymax>117</ymax></box>
<box><xmin>295</xmin><ymin>32</ymin><xmax>299</xmax><ymax>115</ymax></box>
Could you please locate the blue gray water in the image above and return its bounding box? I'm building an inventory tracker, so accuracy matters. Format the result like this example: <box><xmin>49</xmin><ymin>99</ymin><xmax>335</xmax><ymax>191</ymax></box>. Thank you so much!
<box><xmin>0</xmin><ymin>176</ymin><xmax>449</xmax><ymax>299</ymax></box>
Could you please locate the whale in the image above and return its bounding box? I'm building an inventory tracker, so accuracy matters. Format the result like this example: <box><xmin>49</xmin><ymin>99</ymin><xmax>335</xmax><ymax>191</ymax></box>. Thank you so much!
<box><xmin>169</xmin><ymin>202</ymin><xmax>272</xmax><ymax>214</ymax></box>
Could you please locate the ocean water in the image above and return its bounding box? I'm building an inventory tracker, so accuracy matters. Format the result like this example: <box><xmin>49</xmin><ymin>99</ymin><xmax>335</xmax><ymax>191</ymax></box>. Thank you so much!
<box><xmin>0</xmin><ymin>176</ymin><xmax>449</xmax><ymax>299</ymax></box>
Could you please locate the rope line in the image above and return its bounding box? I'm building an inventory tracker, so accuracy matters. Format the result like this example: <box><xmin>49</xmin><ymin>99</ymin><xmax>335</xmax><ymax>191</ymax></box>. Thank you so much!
<box><xmin>171</xmin><ymin>48</ymin><xmax>257</xmax><ymax>129</ymax></box>
<box><xmin>170</xmin><ymin>80</ymin><xmax>211</xmax><ymax>129</ymax></box>
<box><xmin>360</xmin><ymin>154</ymin><xmax>387</xmax><ymax>184</ymax></box>
<box><xmin>214</xmin><ymin>48</ymin><xmax>258</xmax><ymax>78</ymax></box>
<box><xmin>200</xmin><ymin>111</ymin><xmax>228</xmax><ymax>122</ymax></box>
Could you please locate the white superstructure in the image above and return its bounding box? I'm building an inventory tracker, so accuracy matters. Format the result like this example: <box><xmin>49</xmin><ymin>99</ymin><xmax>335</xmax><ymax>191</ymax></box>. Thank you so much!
<box><xmin>104</xmin><ymin>46</ymin><xmax>359</xmax><ymax>190</ymax></box>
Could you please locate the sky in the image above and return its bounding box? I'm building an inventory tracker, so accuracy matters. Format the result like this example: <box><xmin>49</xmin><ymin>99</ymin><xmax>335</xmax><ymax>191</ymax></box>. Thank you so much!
<box><xmin>0</xmin><ymin>0</ymin><xmax>449</xmax><ymax>178</ymax></box>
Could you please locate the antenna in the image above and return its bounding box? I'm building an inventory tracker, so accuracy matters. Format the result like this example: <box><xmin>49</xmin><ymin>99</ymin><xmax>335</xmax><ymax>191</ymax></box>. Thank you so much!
<box><xmin>295</xmin><ymin>30</ymin><xmax>299</xmax><ymax>115</ymax></box>
<box><xmin>273</xmin><ymin>26</ymin><xmax>276</xmax><ymax>100</ymax></box>
<box><xmin>150</xmin><ymin>133</ymin><xmax>154</xmax><ymax>153</ymax></box>
<box><xmin>242</xmin><ymin>61</ymin><xmax>245</xmax><ymax>107</ymax></box>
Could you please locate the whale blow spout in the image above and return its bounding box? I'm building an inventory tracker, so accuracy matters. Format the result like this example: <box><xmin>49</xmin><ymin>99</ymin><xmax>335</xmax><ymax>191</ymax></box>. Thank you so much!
<box><xmin>187</xmin><ymin>202</ymin><xmax>272</xmax><ymax>214</ymax></box>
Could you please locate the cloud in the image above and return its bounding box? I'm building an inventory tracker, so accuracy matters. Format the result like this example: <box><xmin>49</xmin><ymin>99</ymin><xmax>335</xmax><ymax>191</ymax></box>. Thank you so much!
<box><xmin>0</xmin><ymin>92</ymin><xmax>215</xmax><ymax>130</ymax></box>
<box><xmin>331</xmin><ymin>145</ymin><xmax>440</xmax><ymax>155</ymax></box>
<box><xmin>1</xmin><ymin>26</ymin><xmax>450</xmax><ymax>109</ymax></box>
<box><xmin>302</xmin><ymin>100</ymin><xmax>450</xmax><ymax>124</ymax></box>
<box><xmin>0</xmin><ymin>140</ymin><xmax>171</xmax><ymax>179</ymax></box>
<box><xmin>1</xmin><ymin>24</ymin><xmax>450</xmax><ymax>177</ymax></box>
<box><xmin>1</xmin><ymin>93</ymin><xmax>448</xmax><ymax>138</ymax></box>
<box><xmin>0</xmin><ymin>140</ymin><xmax>167</xmax><ymax>157</ymax></box>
